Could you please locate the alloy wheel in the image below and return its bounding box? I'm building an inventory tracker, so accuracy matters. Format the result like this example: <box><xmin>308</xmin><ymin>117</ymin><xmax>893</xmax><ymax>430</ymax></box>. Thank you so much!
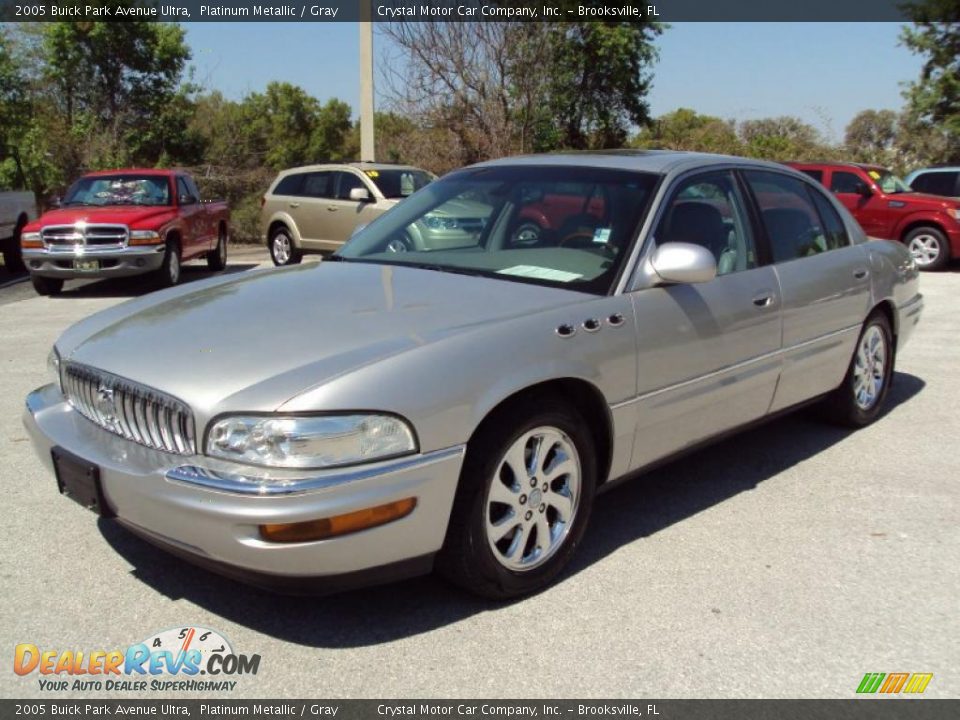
<box><xmin>853</xmin><ymin>325</ymin><xmax>887</xmax><ymax>410</ymax></box>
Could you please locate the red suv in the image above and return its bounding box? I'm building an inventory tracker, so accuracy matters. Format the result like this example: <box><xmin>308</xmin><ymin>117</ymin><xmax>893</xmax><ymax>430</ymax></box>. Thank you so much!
<box><xmin>786</xmin><ymin>162</ymin><xmax>960</xmax><ymax>270</ymax></box>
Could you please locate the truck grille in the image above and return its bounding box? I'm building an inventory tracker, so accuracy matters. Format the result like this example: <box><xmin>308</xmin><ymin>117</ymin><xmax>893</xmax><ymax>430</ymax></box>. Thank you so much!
<box><xmin>42</xmin><ymin>224</ymin><xmax>128</xmax><ymax>248</ymax></box>
<box><xmin>63</xmin><ymin>363</ymin><xmax>196</xmax><ymax>455</ymax></box>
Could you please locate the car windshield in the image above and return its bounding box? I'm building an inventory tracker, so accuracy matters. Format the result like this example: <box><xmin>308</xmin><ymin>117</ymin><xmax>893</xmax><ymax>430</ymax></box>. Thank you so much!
<box><xmin>869</xmin><ymin>169</ymin><xmax>911</xmax><ymax>194</ymax></box>
<box><xmin>365</xmin><ymin>168</ymin><xmax>435</xmax><ymax>199</ymax></box>
<box><xmin>336</xmin><ymin>165</ymin><xmax>659</xmax><ymax>295</ymax></box>
<box><xmin>62</xmin><ymin>175</ymin><xmax>171</xmax><ymax>207</ymax></box>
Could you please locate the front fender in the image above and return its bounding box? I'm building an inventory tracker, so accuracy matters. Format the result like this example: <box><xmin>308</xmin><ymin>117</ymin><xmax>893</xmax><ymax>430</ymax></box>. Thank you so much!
<box><xmin>892</xmin><ymin>210</ymin><xmax>950</xmax><ymax>240</ymax></box>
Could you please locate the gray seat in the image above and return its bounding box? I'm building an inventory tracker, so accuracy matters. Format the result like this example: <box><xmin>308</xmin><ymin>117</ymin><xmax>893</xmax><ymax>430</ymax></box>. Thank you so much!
<box><xmin>662</xmin><ymin>201</ymin><xmax>736</xmax><ymax>273</ymax></box>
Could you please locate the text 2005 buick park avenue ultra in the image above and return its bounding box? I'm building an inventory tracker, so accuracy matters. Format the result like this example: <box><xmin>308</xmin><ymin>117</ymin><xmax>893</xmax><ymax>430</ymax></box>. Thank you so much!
<box><xmin>24</xmin><ymin>151</ymin><xmax>923</xmax><ymax>598</ymax></box>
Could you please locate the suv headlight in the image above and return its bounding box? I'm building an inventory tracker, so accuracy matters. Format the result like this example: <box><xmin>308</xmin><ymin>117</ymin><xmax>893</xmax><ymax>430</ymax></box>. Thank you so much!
<box><xmin>206</xmin><ymin>414</ymin><xmax>417</xmax><ymax>469</ymax></box>
<box><xmin>47</xmin><ymin>347</ymin><xmax>62</xmax><ymax>393</ymax></box>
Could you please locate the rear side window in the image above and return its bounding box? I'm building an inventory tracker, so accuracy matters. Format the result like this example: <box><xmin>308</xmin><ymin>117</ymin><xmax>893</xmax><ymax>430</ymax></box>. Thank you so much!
<box><xmin>302</xmin><ymin>172</ymin><xmax>333</xmax><ymax>198</ymax></box>
<box><xmin>830</xmin><ymin>171</ymin><xmax>869</xmax><ymax>195</ymax></box>
<box><xmin>799</xmin><ymin>169</ymin><xmax>823</xmax><ymax>184</ymax></box>
<box><xmin>911</xmin><ymin>171</ymin><xmax>959</xmax><ymax>197</ymax></box>
<box><xmin>744</xmin><ymin>171</ymin><xmax>836</xmax><ymax>263</ymax></box>
<box><xmin>274</xmin><ymin>173</ymin><xmax>305</xmax><ymax>196</ymax></box>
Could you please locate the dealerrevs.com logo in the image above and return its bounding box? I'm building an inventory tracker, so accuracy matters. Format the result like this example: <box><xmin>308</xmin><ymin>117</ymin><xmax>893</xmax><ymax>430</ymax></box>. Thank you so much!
<box><xmin>14</xmin><ymin>626</ymin><xmax>261</xmax><ymax>693</ymax></box>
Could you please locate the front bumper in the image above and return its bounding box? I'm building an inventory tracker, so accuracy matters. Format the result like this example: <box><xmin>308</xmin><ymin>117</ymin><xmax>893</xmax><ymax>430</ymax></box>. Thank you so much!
<box><xmin>23</xmin><ymin>245</ymin><xmax>165</xmax><ymax>279</ymax></box>
<box><xmin>23</xmin><ymin>384</ymin><xmax>465</xmax><ymax>592</ymax></box>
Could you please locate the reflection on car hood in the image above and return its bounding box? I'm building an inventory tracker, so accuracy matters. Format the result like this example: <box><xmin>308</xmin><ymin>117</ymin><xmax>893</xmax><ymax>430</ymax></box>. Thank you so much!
<box><xmin>58</xmin><ymin>262</ymin><xmax>584</xmax><ymax>414</ymax></box>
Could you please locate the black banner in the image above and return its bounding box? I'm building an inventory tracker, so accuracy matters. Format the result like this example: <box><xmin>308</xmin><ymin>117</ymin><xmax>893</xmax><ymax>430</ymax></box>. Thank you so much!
<box><xmin>2</xmin><ymin>700</ymin><xmax>960</xmax><ymax>720</ymax></box>
<box><xmin>0</xmin><ymin>0</ymin><xmax>954</xmax><ymax>23</ymax></box>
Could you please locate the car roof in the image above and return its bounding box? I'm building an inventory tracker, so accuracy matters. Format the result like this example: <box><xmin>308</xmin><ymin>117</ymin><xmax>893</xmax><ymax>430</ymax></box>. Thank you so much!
<box><xmin>82</xmin><ymin>168</ymin><xmax>178</xmax><ymax>177</ymax></box>
<box><xmin>909</xmin><ymin>166</ymin><xmax>960</xmax><ymax>173</ymax></box>
<box><xmin>279</xmin><ymin>162</ymin><xmax>427</xmax><ymax>174</ymax></box>
<box><xmin>472</xmin><ymin>149</ymin><xmax>795</xmax><ymax>175</ymax></box>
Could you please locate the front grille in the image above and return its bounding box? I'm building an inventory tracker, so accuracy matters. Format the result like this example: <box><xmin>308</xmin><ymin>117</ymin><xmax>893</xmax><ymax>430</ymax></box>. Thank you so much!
<box><xmin>63</xmin><ymin>363</ymin><xmax>196</xmax><ymax>455</ymax></box>
<box><xmin>42</xmin><ymin>224</ymin><xmax>128</xmax><ymax>248</ymax></box>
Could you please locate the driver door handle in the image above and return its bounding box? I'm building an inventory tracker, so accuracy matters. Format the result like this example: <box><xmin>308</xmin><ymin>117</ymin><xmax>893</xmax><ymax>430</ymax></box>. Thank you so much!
<box><xmin>853</xmin><ymin>268</ymin><xmax>869</xmax><ymax>280</ymax></box>
<box><xmin>327</xmin><ymin>206</ymin><xmax>338</xmax><ymax>212</ymax></box>
<box><xmin>752</xmin><ymin>291</ymin><xmax>774</xmax><ymax>308</ymax></box>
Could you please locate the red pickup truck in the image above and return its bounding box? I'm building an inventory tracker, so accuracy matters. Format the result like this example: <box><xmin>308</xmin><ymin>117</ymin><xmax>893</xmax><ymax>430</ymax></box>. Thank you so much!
<box><xmin>20</xmin><ymin>169</ymin><xmax>230</xmax><ymax>295</ymax></box>
<box><xmin>786</xmin><ymin>161</ymin><xmax>960</xmax><ymax>270</ymax></box>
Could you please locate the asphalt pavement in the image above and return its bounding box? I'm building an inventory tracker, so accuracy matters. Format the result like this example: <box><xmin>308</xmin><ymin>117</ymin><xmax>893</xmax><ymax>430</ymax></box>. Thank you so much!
<box><xmin>0</xmin><ymin>249</ymin><xmax>956</xmax><ymax>699</ymax></box>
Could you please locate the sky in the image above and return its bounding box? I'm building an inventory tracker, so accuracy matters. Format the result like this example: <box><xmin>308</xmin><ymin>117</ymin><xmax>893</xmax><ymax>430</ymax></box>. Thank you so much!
<box><xmin>184</xmin><ymin>22</ymin><xmax>924</xmax><ymax>142</ymax></box>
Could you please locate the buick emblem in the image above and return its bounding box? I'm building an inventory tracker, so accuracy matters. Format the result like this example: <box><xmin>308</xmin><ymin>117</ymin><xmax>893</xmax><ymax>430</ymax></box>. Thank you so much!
<box><xmin>96</xmin><ymin>384</ymin><xmax>118</xmax><ymax>427</ymax></box>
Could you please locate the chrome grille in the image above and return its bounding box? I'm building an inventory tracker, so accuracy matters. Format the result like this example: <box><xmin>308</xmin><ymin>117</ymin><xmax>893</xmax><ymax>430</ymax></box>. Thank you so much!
<box><xmin>42</xmin><ymin>224</ymin><xmax>128</xmax><ymax>248</ymax></box>
<box><xmin>63</xmin><ymin>363</ymin><xmax>196</xmax><ymax>455</ymax></box>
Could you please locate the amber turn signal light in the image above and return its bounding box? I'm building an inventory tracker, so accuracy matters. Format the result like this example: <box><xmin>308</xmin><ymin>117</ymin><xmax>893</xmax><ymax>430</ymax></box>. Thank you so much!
<box><xmin>259</xmin><ymin>497</ymin><xmax>417</xmax><ymax>543</ymax></box>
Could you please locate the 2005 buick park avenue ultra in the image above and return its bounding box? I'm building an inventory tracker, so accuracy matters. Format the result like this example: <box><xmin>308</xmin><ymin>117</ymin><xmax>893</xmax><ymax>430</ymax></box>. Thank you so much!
<box><xmin>24</xmin><ymin>151</ymin><xmax>923</xmax><ymax>598</ymax></box>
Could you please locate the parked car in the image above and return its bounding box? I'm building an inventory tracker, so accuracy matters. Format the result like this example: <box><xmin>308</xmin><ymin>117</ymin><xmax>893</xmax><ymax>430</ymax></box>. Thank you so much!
<box><xmin>0</xmin><ymin>190</ymin><xmax>38</xmax><ymax>273</ymax></box>
<box><xmin>20</xmin><ymin>169</ymin><xmax>230</xmax><ymax>296</ymax></box>
<box><xmin>24</xmin><ymin>151</ymin><xmax>922</xmax><ymax>598</ymax></box>
<box><xmin>260</xmin><ymin>162</ymin><xmax>434</xmax><ymax>265</ymax></box>
<box><xmin>905</xmin><ymin>166</ymin><xmax>960</xmax><ymax>199</ymax></box>
<box><xmin>786</xmin><ymin>161</ymin><xmax>960</xmax><ymax>270</ymax></box>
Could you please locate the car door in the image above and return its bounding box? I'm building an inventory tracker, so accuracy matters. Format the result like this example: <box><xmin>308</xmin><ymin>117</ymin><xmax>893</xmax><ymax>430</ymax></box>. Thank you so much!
<box><xmin>626</xmin><ymin>170</ymin><xmax>783</xmax><ymax>470</ymax></box>
<box><xmin>322</xmin><ymin>171</ymin><xmax>378</xmax><ymax>247</ymax></box>
<box><xmin>295</xmin><ymin>171</ymin><xmax>335</xmax><ymax>249</ymax></box>
<box><xmin>182</xmin><ymin>175</ymin><xmax>213</xmax><ymax>252</ymax></box>
<box><xmin>175</xmin><ymin>176</ymin><xmax>203</xmax><ymax>258</ymax></box>
<box><xmin>828</xmin><ymin>168</ymin><xmax>889</xmax><ymax>238</ymax></box>
<box><xmin>742</xmin><ymin>170</ymin><xmax>872</xmax><ymax>413</ymax></box>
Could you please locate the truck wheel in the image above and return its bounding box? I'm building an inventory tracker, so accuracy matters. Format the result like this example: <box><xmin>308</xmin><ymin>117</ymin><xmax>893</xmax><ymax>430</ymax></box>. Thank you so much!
<box><xmin>155</xmin><ymin>239</ymin><xmax>181</xmax><ymax>288</ymax></box>
<box><xmin>31</xmin><ymin>275</ymin><xmax>63</xmax><ymax>296</ymax></box>
<box><xmin>207</xmin><ymin>225</ymin><xmax>228</xmax><ymax>271</ymax></box>
<box><xmin>269</xmin><ymin>226</ymin><xmax>302</xmax><ymax>266</ymax></box>
<box><xmin>3</xmin><ymin>217</ymin><xmax>27</xmax><ymax>274</ymax></box>
<box><xmin>904</xmin><ymin>226</ymin><xmax>950</xmax><ymax>271</ymax></box>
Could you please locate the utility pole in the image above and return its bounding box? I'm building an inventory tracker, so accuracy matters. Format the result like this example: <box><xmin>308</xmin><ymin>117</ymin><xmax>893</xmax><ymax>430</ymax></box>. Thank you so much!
<box><xmin>359</xmin><ymin>1</ymin><xmax>375</xmax><ymax>162</ymax></box>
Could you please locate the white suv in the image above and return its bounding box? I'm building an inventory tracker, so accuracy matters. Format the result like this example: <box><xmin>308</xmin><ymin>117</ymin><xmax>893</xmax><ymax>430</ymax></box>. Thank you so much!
<box><xmin>260</xmin><ymin>162</ymin><xmax>434</xmax><ymax>265</ymax></box>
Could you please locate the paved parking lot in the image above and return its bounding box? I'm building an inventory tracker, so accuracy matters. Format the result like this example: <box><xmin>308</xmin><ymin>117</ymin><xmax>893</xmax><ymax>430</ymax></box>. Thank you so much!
<box><xmin>0</xmin><ymin>251</ymin><xmax>956</xmax><ymax>699</ymax></box>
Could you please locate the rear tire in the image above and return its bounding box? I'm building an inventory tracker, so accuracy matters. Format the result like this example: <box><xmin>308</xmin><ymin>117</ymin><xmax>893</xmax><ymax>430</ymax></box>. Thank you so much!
<box><xmin>820</xmin><ymin>312</ymin><xmax>894</xmax><ymax>427</ymax></box>
<box><xmin>31</xmin><ymin>275</ymin><xmax>63</xmax><ymax>296</ymax></box>
<box><xmin>904</xmin><ymin>226</ymin><xmax>950</xmax><ymax>271</ymax></box>
<box><xmin>207</xmin><ymin>225</ymin><xmax>228</xmax><ymax>271</ymax></box>
<box><xmin>154</xmin><ymin>239</ymin><xmax>181</xmax><ymax>288</ymax></box>
<box><xmin>269</xmin><ymin>226</ymin><xmax>302</xmax><ymax>266</ymax></box>
<box><xmin>437</xmin><ymin>395</ymin><xmax>596</xmax><ymax>599</ymax></box>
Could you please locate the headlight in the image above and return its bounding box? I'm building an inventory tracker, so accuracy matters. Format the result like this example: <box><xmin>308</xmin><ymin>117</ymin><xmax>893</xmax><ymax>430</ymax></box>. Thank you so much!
<box><xmin>422</xmin><ymin>215</ymin><xmax>459</xmax><ymax>230</ymax></box>
<box><xmin>128</xmin><ymin>230</ymin><xmax>163</xmax><ymax>245</ymax></box>
<box><xmin>47</xmin><ymin>347</ymin><xmax>62</xmax><ymax>393</ymax></box>
<box><xmin>205</xmin><ymin>414</ymin><xmax>417</xmax><ymax>469</ymax></box>
<box><xmin>21</xmin><ymin>231</ymin><xmax>42</xmax><ymax>248</ymax></box>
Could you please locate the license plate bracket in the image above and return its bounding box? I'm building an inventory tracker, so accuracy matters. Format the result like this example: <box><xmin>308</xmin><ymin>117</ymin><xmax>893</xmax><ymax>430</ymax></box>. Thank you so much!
<box><xmin>74</xmin><ymin>259</ymin><xmax>100</xmax><ymax>272</ymax></box>
<box><xmin>51</xmin><ymin>447</ymin><xmax>114</xmax><ymax>517</ymax></box>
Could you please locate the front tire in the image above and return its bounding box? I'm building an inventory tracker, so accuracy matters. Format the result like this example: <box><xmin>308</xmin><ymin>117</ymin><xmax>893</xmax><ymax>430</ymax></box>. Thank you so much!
<box><xmin>31</xmin><ymin>275</ymin><xmax>63</xmax><ymax>296</ymax></box>
<box><xmin>154</xmin><ymin>239</ymin><xmax>181</xmax><ymax>288</ymax></box>
<box><xmin>207</xmin><ymin>225</ymin><xmax>228</xmax><ymax>271</ymax></box>
<box><xmin>905</xmin><ymin>226</ymin><xmax>950</xmax><ymax>271</ymax></box>
<box><xmin>821</xmin><ymin>312</ymin><xmax>894</xmax><ymax>427</ymax></box>
<box><xmin>437</xmin><ymin>396</ymin><xmax>596</xmax><ymax>599</ymax></box>
<box><xmin>269</xmin><ymin>226</ymin><xmax>302</xmax><ymax>266</ymax></box>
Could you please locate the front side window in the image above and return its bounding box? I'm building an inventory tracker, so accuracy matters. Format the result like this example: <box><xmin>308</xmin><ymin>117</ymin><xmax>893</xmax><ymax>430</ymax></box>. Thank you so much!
<box><xmin>745</xmin><ymin>171</ymin><xmax>836</xmax><ymax>263</ymax></box>
<box><xmin>336</xmin><ymin>166</ymin><xmax>658</xmax><ymax>295</ymax></box>
<box><xmin>830</xmin><ymin>171</ymin><xmax>870</xmax><ymax>195</ymax></box>
<box><xmin>63</xmin><ymin>175</ymin><xmax>170</xmax><ymax>207</ymax></box>
<box><xmin>335</xmin><ymin>172</ymin><xmax>367</xmax><ymax>200</ymax></box>
<box><xmin>656</xmin><ymin>171</ymin><xmax>756</xmax><ymax>276</ymax></box>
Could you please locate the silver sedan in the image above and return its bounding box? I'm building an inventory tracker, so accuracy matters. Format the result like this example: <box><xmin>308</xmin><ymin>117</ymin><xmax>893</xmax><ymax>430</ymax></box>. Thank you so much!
<box><xmin>24</xmin><ymin>151</ymin><xmax>923</xmax><ymax>598</ymax></box>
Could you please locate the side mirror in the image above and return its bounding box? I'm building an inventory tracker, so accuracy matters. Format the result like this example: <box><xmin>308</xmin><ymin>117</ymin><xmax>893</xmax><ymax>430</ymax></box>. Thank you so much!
<box><xmin>349</xmin><ymin>187</ymin><xmax>371</xmax><ymax>202</ymax></box>
<box><xmin>858</xmin><ymin>184</ymin><xmax>873</xmax><ymax>198</ymax></box>
<box><xmin>648</xmin><ymin>242</ymin><xmax>717</xmax><ymax>285</ymax></box>
<box><xmin>179</xmin><ymin>193</ymin><xmax>197</xmax><ymax>206</ymax></box>
<box><xmin>50</xmin><ymin>196</ymin><xmax>62</xmax><ymax>209</ymax></box>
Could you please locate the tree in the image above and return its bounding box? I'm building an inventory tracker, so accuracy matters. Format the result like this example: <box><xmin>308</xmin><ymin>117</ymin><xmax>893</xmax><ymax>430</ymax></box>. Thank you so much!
<box><xmin>633</xmin><ymin>108</ymin><xmax>742</xmax><ymax>154</ymax></box>
<box><xmin>738</xmin><ymin>116</ymin><xmax>831</xmax><ymax>161</ymax></box>
<box><xmin>0</xmin><ymin>29</ymin><xmax>28</xmax><ymax>188</ymax></box>
<box><xmin>900</xmin><ymin>0</ymin><xmax>960</xmax><ymax>162</ymax></box>
<box><xmin>844</xmin><ymin>109</ymin><xmax>899</xmax><ymax>165</ymax></box>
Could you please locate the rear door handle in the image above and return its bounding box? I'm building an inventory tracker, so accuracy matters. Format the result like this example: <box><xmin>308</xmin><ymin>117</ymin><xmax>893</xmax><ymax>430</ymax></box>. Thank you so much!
<box><xmin>853</xmin><ymin>268</ymin><xmax>869</xmax><ymax>280</ymax></box>
<box><xmin>288</xmin><ymin>202</ymin><xmax>300</xmax><ymax>209</ymax></box>
<box><xmin>327</xmin><ymin>206</ymin><xmax>338</xmax><ymax>212</ymax></box>
<box><xmin>752</xmin><ymin>292</ymin><xmax>774</xmax><ymax>308</ymax></box>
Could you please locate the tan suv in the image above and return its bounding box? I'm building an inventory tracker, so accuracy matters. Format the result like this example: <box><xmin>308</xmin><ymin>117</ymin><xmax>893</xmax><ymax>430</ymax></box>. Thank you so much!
<box><xmin>260</xmin><ymin>162</ymin><xmax>434</xmax><ymax>265</ymax></box>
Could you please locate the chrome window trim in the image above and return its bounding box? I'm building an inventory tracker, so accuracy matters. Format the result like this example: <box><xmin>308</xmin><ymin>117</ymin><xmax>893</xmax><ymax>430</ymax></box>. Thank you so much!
<box><xmin>165</xmin><ymin>444</ymin><xmax>466</xmax><ymax>496</ymax></box>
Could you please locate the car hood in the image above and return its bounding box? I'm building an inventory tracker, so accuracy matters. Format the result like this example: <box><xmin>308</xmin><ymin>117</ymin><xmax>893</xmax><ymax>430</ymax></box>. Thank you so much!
<box><xmin>29</xmin><ymin>206</ymin><xmax>175</xmax><ymax>230</ymax></box>
<box><xmin>57</xmin><ymin>261</ymin><xmax>584</xmax><ymax>416</ymax></box>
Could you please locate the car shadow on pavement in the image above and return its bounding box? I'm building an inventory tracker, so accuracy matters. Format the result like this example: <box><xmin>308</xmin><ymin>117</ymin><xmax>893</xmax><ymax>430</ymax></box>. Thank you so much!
<box><xmin>53</xmin><ymin>263</ymin><xmax>260</xmax><ymax>298</ymax></box>
<box><xmin>98</xmin><ymin>371</ymin><xmax>925</xmax><ymax>648</ymax></box>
